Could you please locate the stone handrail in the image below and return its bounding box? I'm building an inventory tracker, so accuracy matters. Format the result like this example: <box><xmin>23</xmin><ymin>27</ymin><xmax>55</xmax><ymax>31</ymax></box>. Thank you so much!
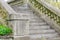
<box><xmin>37</xmin><ymin>0</ymin><xmax>60</xmax><ymax>16</ymax></box>
<box><xmin>0</xmin><ymin>0</ymin><xmax>16</xmax><ymax>15</ymax></box>
<box><xmin>8</xmin><ymin>0</ymin><xmax>24</xmax><ymax>6</ymax></box>
<box><xmin>0</xmin><ymin>0</ymin><xmax>17</xmax><ymax>26</ymax></box>
<box><xmin>0</xmin><ymin>0</ymin><xmax>14</xmax><ymax>38</ymax></box>
<box><xmin>36</xmin><ymin>0</ymin><xmax>60</xmax><ymax>25</ymax></box>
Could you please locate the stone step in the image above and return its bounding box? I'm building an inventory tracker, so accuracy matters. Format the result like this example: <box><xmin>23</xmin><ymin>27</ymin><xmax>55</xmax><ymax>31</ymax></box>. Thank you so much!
<box><xmin>29</xmin><ymin>27</ymin><xmax>50</xmax><ymax>30</ymax></box>
<box><xmin>30</xmin><ymin>33</ymin><xmax>59</xmax><ymax>38</ymax></box>
<box><xmin>30</xmin><ymin>21</ymin><xmax>46</xmax><ymax>23</ymax></box>
<box><xmin>18</xmin><ymin>4</ymin><xmax>28</xmax><ymax>7</ymax></box>
<box><xmin>15</xmin><ymin>9</ymin><xmax>32</xmax><ymax>12</ymax></box>
<box><xmin>30</xmin><ymin>24</ymin><xmax>48</xmax><ymax>26</ymax></box>
<box><xmin>20</xmin><ymin>14</ymin><xmax>38</xmax><ymax>18</ymax></box>
<box><xmin>47</xmin><ymin>37</ymin><xmax>60</xmax><ymax>40</ymax></box>
<box><xmin>10</xmin><ymin>16</ymin><xmax>30</xmax><ymax>19</ymax></box>
<box><xmin>10</xmin><ymin>15</ymin><xmax>42</xmax><ymax>19</ymax></box>
<box><xmin>20</xmin><ymin>14</ymin><xmax>38</xmax><ymax>17</ymax></box>
<box><xmin>30</xmin><ymin>21</ymin><xmax>44</xmax><ymax>23</ymax></box>
<box><xmin>9</xmin><ymin>14</ymin><xmax>30</xmax><ymax>19</ymax></box>
<box><xmin>30</xmin><ymin>17</ymin><xmax>42</xmax><ymax>19</ymax></box>
<box><xmin>14</xmin><ymin>36</ymin><xmax>30</xmax><ymax>40</ymax></box>
<box><xmin>11</xmin><ymin>4</ymin><xmax>28</xmax><ymax>8</ymax></box>
<box><xmin>15</xmin><ymin>10</ymin><xmax>33</xmax><ymax>13</ymax></box>
<box><xmin>30</xmin><ymin>37</ymin><xmax>60</xmax><ymax>40</ymax></box>
<box><xmin>12</xmin><ymin>6</ymin><xmax>31</xmax><ymax>10</ymax></box>
<box><xmin>16</xmin><ymin>6</ymin><xmax>29</xmax><ymax>9</ymax></box>
<box><xmin>30</xmin><ymin>25</ymin><xmax>50</xmax><ymax>29</ymax></box>
<box><xmin>12</xmin><ymin>6</ymin><xmax>30</xmax><ymax>10</ymax></box>
<box><xmin>30</xmin><ymin>22</ymin><xmax>47</xmax><ymax>25</ymax></box>
<box><xmin>15</xmin><ymin>10</ymin><xmax>32</xmax><ymax>13</ymax></box>
<box><xmin>17</xmin><ymin>13</ymin><xmax>34</xmax><ymax>15</ymax></box>
<box><xmin>10</xmin><ymin>13</ymin><xmax>34</xmax><ymax>16</ymax></box>
<box><xmin>30</xmin><ymin>19</ymin><xmax>44</xmax><ymax>22</ymax></box>
<box><xmin>30</xmin><ymin>29</ymin><xmax>56</xmax><ymax>34</ymax></box>
<box><xmin>9</xmin><ymin>14</ymin><xmax>42</xmax><ymax>19</ymax></box>
<box><xmin>11</xmin><ymin>6</ymin><xmax>32</xmax><ymax>13</ymax></box>
<box><xmin>30</xmin><ymin>20</ymin><xmax>44</xmax><ymax>23</ymax></box>
<box><xmin>30</xmin><ymin>18</ymin><xmax>44</xmax><ymax>22</ymax></box>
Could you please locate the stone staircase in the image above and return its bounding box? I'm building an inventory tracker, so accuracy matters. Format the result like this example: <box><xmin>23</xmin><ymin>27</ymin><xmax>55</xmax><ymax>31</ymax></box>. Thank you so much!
<box><xmin>10</xmin><ymin>4</ymin><xmax>60</xmax><ymax>40</ymax></box>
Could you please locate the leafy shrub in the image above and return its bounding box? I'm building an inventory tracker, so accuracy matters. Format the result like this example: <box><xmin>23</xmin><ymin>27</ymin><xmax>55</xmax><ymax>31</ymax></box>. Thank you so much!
<box><xmin>0</xmin><ymin>24</ymin><xmax>12</xmax><ymax>36</ymax></box>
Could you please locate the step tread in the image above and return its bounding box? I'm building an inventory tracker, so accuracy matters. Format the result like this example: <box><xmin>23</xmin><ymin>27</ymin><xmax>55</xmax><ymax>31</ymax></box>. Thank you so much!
<box><xmin>30</xmin><ymin>29</ymin><xmax>56</xmax><ymax>34</ymax></box>
<box><xmin>30</xmin><ymin>33</ymin><xmax>59</xmax><ymax>38</ymax></box>
<box><xmin>30</xmin><ymin>25</ymin><xmax>50</xmax><ymax>27</ymax></box>
<box><xmin>47</xmin><ymin>37</ymin><xmax>60</xmax><ymax>40</ymax></box>
<box><xmin>30</xmin><ymin>37</ymin><xmax>60</xmax><ymax>40</ymax></box>
<box><xmin>30</xmin><ymin>23</ymin><xmax>47</xmax><ymax>25</ymax></box>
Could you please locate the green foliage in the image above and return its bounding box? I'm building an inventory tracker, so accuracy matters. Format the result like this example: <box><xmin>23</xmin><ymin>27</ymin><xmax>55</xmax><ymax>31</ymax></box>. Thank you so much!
<box><xmin>0</xmin><ymin>24</ymin><xmax>12</xmax><ymax>36</ymax></box>
<box><xmin>0</xmin><ymin>2</ymin><xmax>12</xmax><ymax>36</ymax></box>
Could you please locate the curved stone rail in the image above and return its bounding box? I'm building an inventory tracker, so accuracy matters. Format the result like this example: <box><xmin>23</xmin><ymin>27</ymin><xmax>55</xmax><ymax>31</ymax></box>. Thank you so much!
<box><xmin>8</xmin><ymin>0</ymin><xmax>24</xmax><ymax>6</ymax></box>
<box><xmin>0</xmin><ymin>0</ymin><xmax>17</xmax><ymax>26</ymax></box>
<box><xmin>0</xmin><ymin>0</ymin><xmax>17</xmax><ymax>15</ymax></box>
<box><xmin>0</xmin><ymin>0</ymin><xmax>14</xmax><ymax>39</ymax></box>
